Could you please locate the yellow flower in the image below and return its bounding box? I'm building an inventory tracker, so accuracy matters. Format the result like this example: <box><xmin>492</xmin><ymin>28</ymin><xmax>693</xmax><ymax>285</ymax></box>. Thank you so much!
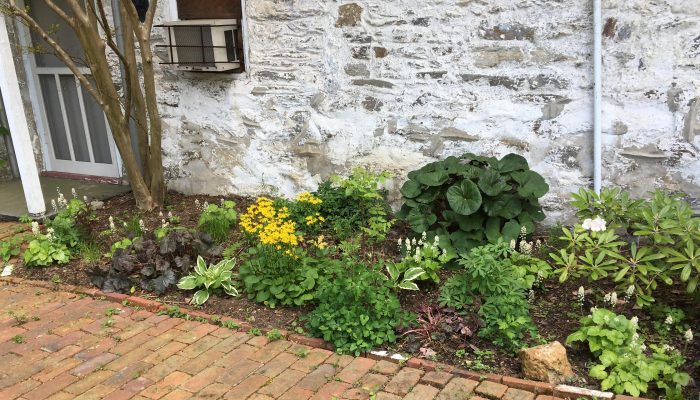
<box><xmin>241</xmin><ymin>197</ymin><xmax>302</xmax><ymax>248</ymax></box>
<box><xmin>296</xmin><ymin>192</ymin><xmax>322</xmax><ymax>205</ymax></box>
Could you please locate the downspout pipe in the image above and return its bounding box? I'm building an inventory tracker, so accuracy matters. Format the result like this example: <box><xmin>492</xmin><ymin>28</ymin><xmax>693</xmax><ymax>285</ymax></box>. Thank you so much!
<box><xmin>593</xmin><ymin>0</ymin><xmax>603</xmax><ymax>194</ymax></box>
<box><xmin>0</xmin><ymin>15</ymin><xmax>46</xmax><ymax>217</ymax></box>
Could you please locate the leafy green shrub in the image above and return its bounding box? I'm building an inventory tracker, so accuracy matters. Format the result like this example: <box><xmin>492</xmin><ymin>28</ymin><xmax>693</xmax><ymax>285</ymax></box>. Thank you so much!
<box><xmin>567</xmin><ymin>308</ymin><xmax>690</xmax><ymax>398</ymax></box>
<box><xmin>315</xmin><ymin>167</ymin><xmax>394</xmax><ymax>242</ymax></box>
<box><xmin>1</xmin><ymin>236</ymin><xmax>25</xmax><ymax>262</ymax></box>
<box><xmin>177</xmin><ymin>256</ymin><xmax>238</xmax><ymax>305</ymax></box>
<box><xmin>398</xmin><ymin>153</ymin><xmax>548</xmax><ymax>254</ymax></box>
<box><xmin>570</xmin><ymin>187</ymin><xmax>644</xmax><ymax>229</ymax></box>
<box><xmin>239</xmin><ymin>246</ymin><xmax>320</xmax><ymax>308</ymax></box>
<box><xmin>478</xmin><ymin>294</ymin><xmax>537</xmax><ymax>351</ymax></box>
<box><xmin>23</xmin><ymin>234</ymin><xmax>71</xmax><ymax>267</ymax></box>
<box><xmin>552</xmin><ymin>189</ymin><xmax>700</xmax><ymax>306</ymax></box>
<box><xmin>306</xmin><ymin>261</ymin><xmax>414</xmax><ymax>355</ymax></box>
<box><xmin>438</xmin><ymin>241</ymin><xmax>545</xmax><ymax>350</ymax></box>
<box><xmin>198</xmin><ymin>200</ymin><xmax>237</xmax><ymax>242</ymax></box>
<box><xmin>314</xmin><ymin>182</ymin><xmax>363</xmax><ymax>238</ymax></box>
<box><xmin>89</xmin><ymin>229</ymin><xmax>220</xmax><ymax>294</ymax></box>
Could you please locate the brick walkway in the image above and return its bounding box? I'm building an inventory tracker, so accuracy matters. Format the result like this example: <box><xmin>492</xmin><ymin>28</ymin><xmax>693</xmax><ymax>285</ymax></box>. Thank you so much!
<box><xmin>0</xmin><ymin>281</ymin><xmax>574</xmax><ymax>400</ymax></box>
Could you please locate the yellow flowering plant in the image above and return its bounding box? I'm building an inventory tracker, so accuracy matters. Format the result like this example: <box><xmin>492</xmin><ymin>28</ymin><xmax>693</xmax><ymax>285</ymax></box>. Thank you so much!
<box><xmin>283</xmin><ymin>192</ymin><xmax>326</xmax><ymax>236</ymax></box>
<box><xmin>239</xmin><ymin>196</ymin><xmax>329</xmax><ymax>308</ymax></box>
<box><xmin>240</xmin><ymin>197</ymin><xmax>302</xmax><ymax>249</ymax></box>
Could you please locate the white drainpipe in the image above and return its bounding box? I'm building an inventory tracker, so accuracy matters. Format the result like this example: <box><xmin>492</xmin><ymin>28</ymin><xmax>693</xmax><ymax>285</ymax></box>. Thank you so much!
<box><xmin>0</xmin><ymin>15</ymin><xmax>46</xmax><ymax>217</ymax></box>
<box><xmin>593</xmin><ymin>0</ymin><xmax>603</xmax><ymax>194</ymax></box>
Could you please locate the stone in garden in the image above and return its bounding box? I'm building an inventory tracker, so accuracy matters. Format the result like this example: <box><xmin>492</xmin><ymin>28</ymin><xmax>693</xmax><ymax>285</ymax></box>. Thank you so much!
<box><xmin>518</xmin><ymin>341</ymin><xmax>575</xmax><ymax>384</ymax></box>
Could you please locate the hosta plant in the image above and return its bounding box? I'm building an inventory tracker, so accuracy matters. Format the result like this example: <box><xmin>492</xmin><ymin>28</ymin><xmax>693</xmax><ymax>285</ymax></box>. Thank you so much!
<box><xmin>177</xmin><ymin>256</ymin><xmax>238</xmax><ymax>305</ymax></box>
<box><xmin>398</xmin><ymin>153</ymin><xmax>548</xmax><ymax>254</ymax></box>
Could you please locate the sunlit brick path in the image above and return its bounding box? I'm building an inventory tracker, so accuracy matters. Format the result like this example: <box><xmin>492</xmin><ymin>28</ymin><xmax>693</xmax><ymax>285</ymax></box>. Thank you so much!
<box><xmin>0</xmin><ymin>280</ymin><xmax>548</xmax><ymax>400</ymax></box>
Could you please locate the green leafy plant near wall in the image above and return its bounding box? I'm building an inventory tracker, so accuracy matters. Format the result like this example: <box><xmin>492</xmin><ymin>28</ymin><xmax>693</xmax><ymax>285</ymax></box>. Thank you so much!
<box><xmin>552</xmin><ymin>188</ymin><xmax>700</xmax><ymax>306</ymax></box>
<box><xmin>398</xmin><ymin>153</ymin><xmax>549</xmax><ymax>254</ymax></box>
<box><xmin>198</xmin><ymin>200</ymin><xmax>237</xmax><ymax>242</ymax></box>
<box><xmin>566</xmin><ymin>308</ymin><xmax>690</xmax><ymax>398</ymax></box>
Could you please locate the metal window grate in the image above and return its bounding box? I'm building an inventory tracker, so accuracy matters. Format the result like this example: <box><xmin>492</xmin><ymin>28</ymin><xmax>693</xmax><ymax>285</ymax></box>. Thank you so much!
<box><xmin>155</xmin><ymin>21</ymin><xmax>244</xmax><ymax>71</ymax></box>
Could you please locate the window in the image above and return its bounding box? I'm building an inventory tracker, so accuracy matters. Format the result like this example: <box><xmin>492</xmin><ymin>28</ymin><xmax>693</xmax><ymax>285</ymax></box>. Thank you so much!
<box><xmin>157</xmin><ymin>0</ymin><xmax>245</xmax><ymax>73</ymax></box>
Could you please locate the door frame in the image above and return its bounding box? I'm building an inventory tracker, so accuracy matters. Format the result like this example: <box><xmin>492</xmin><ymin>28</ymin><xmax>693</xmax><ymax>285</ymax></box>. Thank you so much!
<box><xmin>13</xmin><ymin>1</ymin><xmax>123</xmax><ymax>179</ymax></box>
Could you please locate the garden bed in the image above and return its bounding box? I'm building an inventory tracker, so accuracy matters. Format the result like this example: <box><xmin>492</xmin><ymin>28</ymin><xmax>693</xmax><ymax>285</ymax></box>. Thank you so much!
<box><xmin>11</xmin><ymin>190</ymin><xmax>700</xmax><ymax>399</ymax></box>
<box><xmin>5</xmin><ymin>154</ymin><xmax>700</xmax><ymax>399</ymax></box>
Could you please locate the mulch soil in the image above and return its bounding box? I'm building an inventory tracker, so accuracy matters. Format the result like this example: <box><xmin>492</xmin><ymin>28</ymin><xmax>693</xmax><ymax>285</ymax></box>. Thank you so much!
<box><xmin>11</xmin><ymin>191</ymin><xmax>700</xmax><ymax>398</ymax></box>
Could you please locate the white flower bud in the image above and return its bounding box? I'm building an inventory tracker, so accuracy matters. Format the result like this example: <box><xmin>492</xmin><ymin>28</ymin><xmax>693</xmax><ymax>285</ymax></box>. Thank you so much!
<box><xmin>31</xmin><ymin>221</ymin><xmax>40</xmax><ymax>235</ymax></box>
<box><xmin>684</xmin><ymin>329</ymin><xmax>693</xmax><ymax>342</ymax></box>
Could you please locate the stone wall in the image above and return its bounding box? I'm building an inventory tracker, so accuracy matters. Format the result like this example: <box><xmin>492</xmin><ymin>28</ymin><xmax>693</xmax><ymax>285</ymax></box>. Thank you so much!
<box><xmin>151</xmin><ymin>0</ymin><xmax>700</xmax><ymax>220</ymax></box>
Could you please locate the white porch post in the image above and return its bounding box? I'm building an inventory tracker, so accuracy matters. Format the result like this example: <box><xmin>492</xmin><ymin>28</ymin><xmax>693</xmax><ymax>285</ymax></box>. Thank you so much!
<box><xmin>0</xmin><ymin>14</ymin><xmax>46</xmax><ymax>217</ymax></box>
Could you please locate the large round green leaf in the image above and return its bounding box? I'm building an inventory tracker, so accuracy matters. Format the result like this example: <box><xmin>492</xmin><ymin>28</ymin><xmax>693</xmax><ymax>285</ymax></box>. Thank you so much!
<box><xmin>416</xmin><ymin>169</ymin><xmax>449</xmax><ymax>187</ymax></box>
<box><xmin>478</xmin><ymin>170</ymin><xmax>511</xmax><ymax>196</ymax></box>
<box><xmin>512</xmin><ymin>171</ymin><xmax>549</xmax><ymax>199</ymax></box>
<box><xmin>522</xmin><ymin>202</ymin><xmax>546</xmax><ymax>221</ymax></box>
<box><xmin>400</xmin><ymin>180</ymin><xmax>422</xmax><ymax>198</ymax></box>
<box><xmin>457</xmin><ymin>212</ymin><xmax>486</xmax><ymax>231</ymax></box>
<box><xmin>446</xmin><ymin>180</ymin><xmax>482</xmax><ymax>216</ymax></box>
<box><xmin>450</xmin><ymin>230</ymin><xmax>483</xmax><ymax>254</ymax></box>
<box><xmin>501</xmin><ymin>220</ymin><xmax>522</xmax><ymax>241</ymax></box>
<box><xmin>517</xmin><ymin>212</ymin><xmax>535</xmax><ymax>234</ymax></box>
<box><xmin>483</xmin><ymin>195</ymin><xmax>522</xmax><ymax>219</ymax></box>
<box><xmin>485</xmin><ymin>217</ymin><xmax>503</xmax><ymax>242</ymax></box>
<box><xmin>406</xmin><ymin>207</ymin><xmax>437</xmax><ymax>233</ymax></box>
<box><xmin>415</xmin><ymin>188</ymin><xmax>441</xmax><ymax>203</ymax></box>
<box><xmin>498</xmin><ymin>153</ymin><xmax>529</xmax><ymax>172</ymax></box>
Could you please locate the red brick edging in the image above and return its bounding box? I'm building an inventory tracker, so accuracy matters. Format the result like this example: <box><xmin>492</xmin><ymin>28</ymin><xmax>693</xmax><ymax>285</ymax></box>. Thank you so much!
<box><xmin>0</xmin><ymin>276</ymin><xmax>649</xmax><ymax>400</ymax></box>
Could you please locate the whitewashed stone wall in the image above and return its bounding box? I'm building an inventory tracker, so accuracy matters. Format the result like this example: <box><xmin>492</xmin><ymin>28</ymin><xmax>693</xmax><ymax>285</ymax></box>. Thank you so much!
<box><xmin>151</xmin><ymin>0</ymin><xmax>700</xmax><ymax>219</ymax></box>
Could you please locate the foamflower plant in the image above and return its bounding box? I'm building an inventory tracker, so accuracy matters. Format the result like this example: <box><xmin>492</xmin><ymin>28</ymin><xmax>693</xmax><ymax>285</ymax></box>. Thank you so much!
<box><xmin>177</xmin><ymin>256</ymin><xmax>239</xmax><ymax>305</ymax></box>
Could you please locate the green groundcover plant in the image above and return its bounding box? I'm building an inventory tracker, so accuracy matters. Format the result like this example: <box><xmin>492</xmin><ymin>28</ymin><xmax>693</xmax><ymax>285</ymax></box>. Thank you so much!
<box><xmin>306</xmin><ymin>260</ymin><xmax>415</xmax><ymax>355</ymax></box>
<box><xmin>398</xmin><ymin>153</ymin><xmax>548</xmax><ymax>254</ymax></box>
<box><xmin>567</xmin><ymin>308</ymin><xmax>690</xmax><ymax>398</ymax></box>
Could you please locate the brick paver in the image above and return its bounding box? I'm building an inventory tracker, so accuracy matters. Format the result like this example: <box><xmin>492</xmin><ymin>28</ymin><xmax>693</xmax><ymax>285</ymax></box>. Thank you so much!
<box><xmin>0</xmin><ymin>280</ymin><xmax>551</xmax><ymax>400</ymax></box>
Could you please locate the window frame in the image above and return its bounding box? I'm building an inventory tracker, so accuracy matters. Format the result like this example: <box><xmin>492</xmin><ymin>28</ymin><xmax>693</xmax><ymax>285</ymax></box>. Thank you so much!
<box><xmin>167</xmin><ymin>0</ymin><xmax>250</xmax><ymax>75</ymax></box>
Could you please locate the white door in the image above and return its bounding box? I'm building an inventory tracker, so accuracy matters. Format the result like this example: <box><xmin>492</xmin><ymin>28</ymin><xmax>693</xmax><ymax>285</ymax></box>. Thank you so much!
<box><xmin>27</xmin><ymin>0</ymin><xmax>121</xmax><ymax>178</ymax></box>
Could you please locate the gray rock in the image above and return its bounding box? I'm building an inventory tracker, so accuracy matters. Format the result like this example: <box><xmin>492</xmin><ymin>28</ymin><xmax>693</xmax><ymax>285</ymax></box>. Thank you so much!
<box><xmin>473</xmin><ymin>46</ymin><xmax>524</xmax><ymax>68</ymax></box>
<box><xmin>480</xmin><ymin>23</ymin><xmax>535</xmax><ymax>41</ymax></box>
<box><xmin>362</xmin><ymin>96</ymin><xmax>383</xmax><ymax>111</ymax></box>
<box><xmin>541</xmin><ymin>98</ymin><xmax>571</xmax><ymax>120</ymax></box>
<box><xmin>352</xmin><ymin>79</ymin><xmax>394</xmax><ymax>89</ymax></box>
<box><xmin>373</xmin><ymin>47</ymin><xmax>388</xmax><ymax>58</ymax></box>
<box><xmin>344</xmin><ymin>63</ymin><xmax>370</xmax><ymax>77</ymax></box>
<box><xmin>440</xmin><ymin>127</ymin><xmax>479</xmax><ymax>142</ymax></box>
<box><xmin>683</xmin><ymin>98</ymin><xmax>700</xmax><ymax>143</ymax></box>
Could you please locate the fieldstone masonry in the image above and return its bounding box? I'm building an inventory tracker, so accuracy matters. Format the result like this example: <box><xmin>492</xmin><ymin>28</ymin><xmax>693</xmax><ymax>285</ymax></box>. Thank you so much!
<box><xmin>147</xmin><ymin>0</ymin><xmax>700</xmax><ymax>220</ymax></box>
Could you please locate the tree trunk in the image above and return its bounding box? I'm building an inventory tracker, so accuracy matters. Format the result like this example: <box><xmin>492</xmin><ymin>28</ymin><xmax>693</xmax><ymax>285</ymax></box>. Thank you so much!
<box><xmin>4</xmin><ymin>0</ymin><xmax>166</xmax><ymax>210</ymax></box>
